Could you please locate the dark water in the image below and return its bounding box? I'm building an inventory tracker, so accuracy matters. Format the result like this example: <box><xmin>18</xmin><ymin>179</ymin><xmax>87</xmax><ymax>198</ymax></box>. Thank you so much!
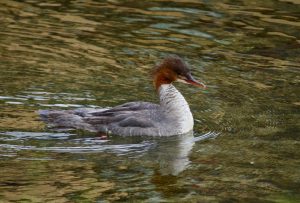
<box><xmin>0</xmin><ymin>0</ymin><xmax>300</xmax><ymax>202</ymax></box>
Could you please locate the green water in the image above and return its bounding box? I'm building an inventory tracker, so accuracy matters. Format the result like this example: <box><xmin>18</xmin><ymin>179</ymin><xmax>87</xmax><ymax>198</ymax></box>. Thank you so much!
<box><xmin>0</xmin><ymin>0</ymin><xmax>299</xmax><ymax>202</ymax></box>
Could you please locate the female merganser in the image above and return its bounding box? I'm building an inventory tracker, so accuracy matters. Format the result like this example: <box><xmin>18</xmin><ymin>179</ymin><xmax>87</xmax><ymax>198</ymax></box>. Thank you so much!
<box><xmin>40</xmin><ymin>56</ymin><xmax>206</xmax><ymax>136</ymax></box>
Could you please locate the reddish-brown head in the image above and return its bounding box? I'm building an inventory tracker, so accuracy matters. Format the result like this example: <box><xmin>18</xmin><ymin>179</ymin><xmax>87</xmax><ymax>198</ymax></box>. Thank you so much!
<box><xmin>153</xmin><ymin>56</ymin><xmax>206</xmax><ymax>90</ymax></box>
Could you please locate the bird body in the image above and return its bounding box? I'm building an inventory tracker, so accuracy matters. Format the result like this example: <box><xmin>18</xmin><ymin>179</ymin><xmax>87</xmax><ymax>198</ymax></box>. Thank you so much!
<box><xmin>40</xmin><ymin>56</ymin><xmax>206</xmax><ymax>136</ymax></box>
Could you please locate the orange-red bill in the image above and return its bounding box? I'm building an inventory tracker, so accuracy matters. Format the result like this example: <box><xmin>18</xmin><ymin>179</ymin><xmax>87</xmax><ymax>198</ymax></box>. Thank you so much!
<box><xmin>185</xmin><ymin>79</ymin><xmax>206</xmax><ymax>89</ymax></box>
<box><xmin>185</xmin><ymin>75</ymin><xmax>206</xmax><ymax>89</ymax></box>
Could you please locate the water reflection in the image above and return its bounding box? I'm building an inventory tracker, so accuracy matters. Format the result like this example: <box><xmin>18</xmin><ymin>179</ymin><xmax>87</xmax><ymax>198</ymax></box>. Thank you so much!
<box><xmin>143</xmin><ymin>132</ymin><xmax>195</xmax><ymax>176</ymax></box>
<box><xmin>0</xmin><ymin>130</ymin><xmax>201</xmax><ymax>176</ymax></box>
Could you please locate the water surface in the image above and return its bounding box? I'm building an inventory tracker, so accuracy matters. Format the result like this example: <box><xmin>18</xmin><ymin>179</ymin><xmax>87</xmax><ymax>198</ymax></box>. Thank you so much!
<box><xmin>0</xmin><ymin>0</ymin><xmax>299</xmax><ymax>202</ymax></box>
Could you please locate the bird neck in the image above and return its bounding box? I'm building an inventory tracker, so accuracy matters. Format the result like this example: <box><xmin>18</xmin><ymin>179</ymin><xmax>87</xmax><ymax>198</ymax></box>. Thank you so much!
<box><xmin>158</xmin><ymin>84</ymin><xmax>194</xmax><ymax>133</ymax></box>
<box><xmin>153</xmin><ymin>68</ymin><xmax>176</xmax><ymax>91</ymax></box>
<box><xmin>158</xmin><ymin>83</ymin><xmax>193</xmax><ymax>125</ymax></box>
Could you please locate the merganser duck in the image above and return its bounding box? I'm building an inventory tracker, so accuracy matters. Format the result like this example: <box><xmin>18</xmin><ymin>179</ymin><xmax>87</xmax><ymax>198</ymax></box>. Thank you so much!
<box><xmin>40</xmin><ymin>56</ymin><xmax>206</xmax><ymax>136</ymax></box>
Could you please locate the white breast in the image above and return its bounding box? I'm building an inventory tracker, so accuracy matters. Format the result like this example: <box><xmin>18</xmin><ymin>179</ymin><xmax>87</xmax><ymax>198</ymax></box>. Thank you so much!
<box><xmin>159</xmin><ymin>84</ymin><xmax>194</xmax><ymax>134</ymax></box>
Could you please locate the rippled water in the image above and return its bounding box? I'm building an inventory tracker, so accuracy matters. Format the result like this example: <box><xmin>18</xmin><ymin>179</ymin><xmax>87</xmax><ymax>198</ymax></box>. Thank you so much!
<box><xmin>0</xmin><ymin>0</ymin><xmax>299</xmax><ymax>202</ymax></box>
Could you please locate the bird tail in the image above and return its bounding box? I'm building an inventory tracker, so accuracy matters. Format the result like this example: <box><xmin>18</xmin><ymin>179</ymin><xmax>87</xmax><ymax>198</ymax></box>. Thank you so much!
<box><xmin>38</xmin><ymin>109</ymin><xmax>95</xmax><ymax>132</ymax></box>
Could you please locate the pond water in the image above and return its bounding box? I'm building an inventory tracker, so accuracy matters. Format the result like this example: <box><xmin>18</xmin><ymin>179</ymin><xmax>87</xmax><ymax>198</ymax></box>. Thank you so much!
<box><xmin>0</xmin><ymin>0</ymin><xmax>299</xmax><ymax>202</ymax></box>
